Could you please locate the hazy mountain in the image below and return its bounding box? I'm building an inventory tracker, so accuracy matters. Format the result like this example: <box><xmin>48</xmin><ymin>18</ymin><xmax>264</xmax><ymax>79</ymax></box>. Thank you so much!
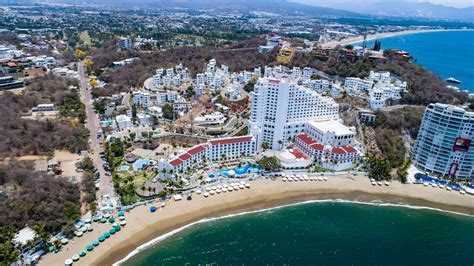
<box><xmin>294</xmin><ymin>0</ymin><xmax>474</xmax><ymax>20</ymax></box>
<box><xmin>10</xmin><ymin>0</ymin><xmax>361</xmax><ymax>17</ymax></box>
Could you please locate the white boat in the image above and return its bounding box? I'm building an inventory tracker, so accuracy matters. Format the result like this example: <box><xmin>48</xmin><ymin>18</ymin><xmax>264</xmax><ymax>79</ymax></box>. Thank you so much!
<box><xmin>447</xmin><ymin>187</ymin><xmax>452</xmax><ymax>191</ymax></box>
<box><xmin>446</xmin><ymin>77</ymin><xmax>461</xmax><ymax>84</ymax></box>
<box><xmin>460</xmin><ymin>190</ymin><xmax>466</xmax><ymax>195</ymax></box>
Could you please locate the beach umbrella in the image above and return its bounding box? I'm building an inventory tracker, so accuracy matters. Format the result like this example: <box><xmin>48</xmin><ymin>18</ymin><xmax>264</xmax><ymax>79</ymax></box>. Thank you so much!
<box><xmin>108</xmin><ymin>217</ymin><xmax>115</xmax><ymax>223</ymax></box>
<box><xmin>118</xmin><ymin>211</ymin><xmax>125</xmax><ymax>217</ymax></box>
<box><xmin>79</xmin><ymin>226</ymin><xmax>88</xmax><ymax>232</ymax></box>
<box><xmin>112</xmin><ymin>222</ymin><xmax>119</xmax><ymax>227</ymax></box>
<box><xmin>79</xmin><ymin>250</ymin><xmax>87</xmax><ymax>257</ymax></box>
<box><xmin>119</xmin><ymin>216</ymin><xmax>126</xmax><ymax>221</ymax></box>
<box><xmin>120</xmin><ymin>220</ymin><xmax>127</xmax><ymax>226</ymax></box>
<box><xmin>104</xmin><ymin>213</ymin><xmax>111</xmax><ymax>219</ymax></box>
<box><xmin>93</xmin><ymin>240</ymin><xmax>99</xmax><ymax>246</ymax></box>
<box><xmin>72</xmin><ymin>254</ymin><xmax>80</xmax><ymax>261</ymax></box>
<box><xmin>98</xmin><ymin>236</ymin><xmax>105</xmax><ymax>242</ymax></box>
<box><xmin>150</xmin><ymin>206</ymin><xmax>157</xmax><ymax>212</ymax></box>
<box><xmin>60</xmin><ymin>238</ymin><xmax>69</xmax><ymax>245</ymax></box>
<box><xmin>109</xmin><ymin>228</ymin><xmax>116</xmax><ymax>234</ymax></box>
<box><xmin>65</xmin><ymin>258</ymin><xmax>73</xmax><ymax>266</ymax></box>
<box><xmin>84</xmin><ymin>218</ymin><xmax>92</xmax><ymax>223</ymax></box>
<box><xmin>93</xmin><ymin>216</ymin><xmax>100</xmax><ymax>222</ymax></box>
<box><xmin>75</xmin><ymin>231</ymin><xmax>83</xmax><ymax>237</ymax></box>
<box><xmin>87</xmin><ymin>227</ymin><xmax>93</xmax><ymax>232</ymax></box>
<box><xmin>104</xmin><ymin>232</ymin><xmax>111</xmax><ymax>238</ymax></box>
<box><xmin>86</xmin><ymin>245</ymin><xmax>94</xmax><ymax>251</ymax></box>
<box><xmin>114</xmin><ymin>225</ymin><xmax>121</xmax><ymax>231</ymax></box>
<box><xmin>100</xmin><ymin>218</ymin><xmax>107</xmax><ymax>223</ymax></box>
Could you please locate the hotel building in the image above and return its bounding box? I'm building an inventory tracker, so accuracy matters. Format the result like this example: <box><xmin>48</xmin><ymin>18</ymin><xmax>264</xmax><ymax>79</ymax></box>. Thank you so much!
<box><xmin>412</xmin><ymin>103</ymin><xmax>474</xmax><ymax>181</ymax></box>
<box><xmin>249</xmin><ymin>77</ymin><xmax>339</xmax><ymax>150</ymax></box>
<box><xmin>161</xmin><ymin>136</ymin><xmax>256</xmax><ymax>175</ymax></box>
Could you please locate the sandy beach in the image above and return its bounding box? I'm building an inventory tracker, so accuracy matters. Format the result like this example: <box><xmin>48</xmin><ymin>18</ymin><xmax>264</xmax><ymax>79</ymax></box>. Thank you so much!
<box><xmin>320</xmin><ymin>29</ymin><xmax>472</xmax><ymax>48</ymax></box>
<box><xmin>38</xmin><ymin>174</ymin><xmax>474</xmax><ymax>266</ymax></box>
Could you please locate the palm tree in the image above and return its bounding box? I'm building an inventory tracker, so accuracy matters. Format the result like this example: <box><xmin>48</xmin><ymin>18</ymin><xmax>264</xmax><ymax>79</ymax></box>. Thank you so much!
<box><xmin>152</xmin><ymin>187</ymin><xmax>156</xmax><ymax>195</ymax></box>
<box><xmin>261</xmin><ymin>142</ymin><xmax>269</xmax><ymax>151</ymax></box>
<box><xmin>141</xmin><ymin>185</ymin><xmax>145</xmax><ymax>194</ymax></box>
<box><xmin>277</xmin><ymin>140</ymin><xmax>283</xmax><ymax>150</ymax></box>
<box><xmin>147</xmin><ymin>187</ymin><xmax>152</xmax><ymax>196</ymax></box>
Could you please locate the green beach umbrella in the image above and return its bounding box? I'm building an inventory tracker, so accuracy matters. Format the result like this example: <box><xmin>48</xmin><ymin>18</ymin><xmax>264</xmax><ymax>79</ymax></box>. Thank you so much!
<box><xmin>109</xmin><ymin>228</ymin><xmax>116</xmax><ymax>234</ymax></box>
<box><xmin>98</xmin><ymin>236</ymin><xmax>105</xmax><ymax>242</ymax></box>
<box><xmin>114</xmin><ymin>225</ymin><xmax>121</xmax><ymax>231</ymax></box>
<box><xmin>79</xmin><ymin>250</ymin><xmax>87</xmax><ymax>257</ymax></box>
<box><xmin>86</xmin><ymin>245</ymin><xmax>94</xmax><ymax>251</ymax></box>
<box><xmin>108</xmin><ymin>217</ymin><xmax>115</xmax><ymax>223</ymax></box>
<box><xmin>100</xmin><ymin>218</ymin><xmax>107</xmax><ymax>223</ymax></box>
<box><xmin>93</xmin><ymin>240</ymin><xmax>100</xmax><ymax>246</ymax></box>
<box><xmin>112</xmin><ymin>222</ymin><xmax>119</xmax><ymax>227</ymax></box>
<box><xmin>118</xmin><ymin>211</ymin><xmax>124</xmax><ymax>217</ymax></box>
<box><xmin>104</xmin><ymin>232</ymin><xmax>110</xmax><ymax>238</ymax></box>
<box><xmin>72</xmin><ymin>254</ymin><xmax>80</xmax><ymax>261</ymax></box>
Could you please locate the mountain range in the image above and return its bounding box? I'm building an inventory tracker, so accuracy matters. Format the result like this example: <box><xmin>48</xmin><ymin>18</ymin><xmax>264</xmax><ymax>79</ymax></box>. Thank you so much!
<box><xmin>293</xmin><ymin>0</ymin><xmax>474</xmax><ymax>20</ymax></box>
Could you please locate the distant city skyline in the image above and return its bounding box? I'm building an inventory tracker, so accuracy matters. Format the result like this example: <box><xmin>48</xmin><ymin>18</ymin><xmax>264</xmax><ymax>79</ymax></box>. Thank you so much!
<box><xmin>295</xmin><ymin>0</ymin><xmax>474</xmax><ymax>8</ymax></box>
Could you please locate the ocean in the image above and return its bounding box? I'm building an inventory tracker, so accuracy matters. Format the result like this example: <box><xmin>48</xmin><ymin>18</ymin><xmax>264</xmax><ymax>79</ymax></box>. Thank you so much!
<box><xmin>354</xmin><ymin>30</ymin><xmax>474</xmax><ymax>92</ymax></box>
<box><xmin>120</xmin><ymin>201</ymin><xmax>474</xmax><ymax>265</ymax></box>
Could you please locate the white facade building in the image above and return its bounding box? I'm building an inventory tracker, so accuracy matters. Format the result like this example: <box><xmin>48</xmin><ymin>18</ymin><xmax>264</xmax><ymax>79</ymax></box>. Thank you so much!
<box><xmin>249</xmin><ymin>77</ymin><xmax>339</xmax><ymax>150</ymax></box>
<box><xmin>412</xmin><ymin>103</ymin><xmax>474</xmax><ymax>181</ymax></box>
<box><xmin>116</xmin><ymin>114</ymin><xmax>132</xmax><ymax>130</ymax></box>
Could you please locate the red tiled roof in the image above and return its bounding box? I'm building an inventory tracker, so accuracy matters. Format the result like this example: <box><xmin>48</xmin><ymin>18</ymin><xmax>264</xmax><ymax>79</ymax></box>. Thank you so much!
<box><xmin>296</xmin><ymin>133</ymin><xmax>315</xmax><ymax>145</ymax></box>
<box><xmin>290</xmin><ymin>148</ymin><xmax>307</xmax><ymax>160</ymax></box>
<box><xmin>268</xmin><ymin>79</ymin><xmax>280</xmax><ymax>84</ymax></box>
<box><xmin>187</xmin><ymin>144</ymin><xmax>207</xmax><ymax>156</ymax></box>
<box><xmin>178</xmin><ymin>153</ymin><xmax>191</xmax><ymax>161</ymax></box>
<box><xmin>310</xmin><ymin>143</ymin><xmax>324</xmax><ymax>151</ymax></box>
<box><xmin>168</xmin><ymin>158</ymin><xmax>183</xmax><ymax>167</ymax></box>
<box><xmin>210</xmin><ymin>136</ymin><xmax>252</xmax><ymax>145</ymax></box>
<box><xmin>332</xmin><ymin>147</ymin><xmax>346</xmax><ymax>155</ymax></box>
<box><xmin>332</xmin><ymin>146</ymin><xmax>358</xmax><ymax>155</ymax></box>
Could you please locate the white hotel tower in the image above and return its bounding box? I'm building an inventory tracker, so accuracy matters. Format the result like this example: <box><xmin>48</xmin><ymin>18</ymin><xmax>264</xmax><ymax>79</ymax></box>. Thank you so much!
<box><xmin>249</xmin><ymin>77</ymin><xmax>339</xmax><ymax>150</ymax></box>
<box><xmin>412</xmin><ymin>103</ymin><xmax>474</xmax><ymax>181</ymax></box>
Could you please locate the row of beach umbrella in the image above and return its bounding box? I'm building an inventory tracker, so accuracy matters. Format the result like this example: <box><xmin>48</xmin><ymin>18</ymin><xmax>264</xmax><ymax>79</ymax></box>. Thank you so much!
<box><xmin>65</xmin><ymin>212</ymin><xmax>127</xmax><ymax>265</ymax></box>
<box><xmin>198</xmin><ymin>181</ymin><xmax>251</xmax><ymax>197</ymax></box>
<box><xmin>282</xmin><ymin>174</ymin><xmax>328</xmax><ymax>182</ymax></box>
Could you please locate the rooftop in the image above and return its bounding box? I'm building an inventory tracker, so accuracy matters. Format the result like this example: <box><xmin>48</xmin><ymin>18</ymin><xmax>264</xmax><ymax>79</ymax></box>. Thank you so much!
<box><xmin>307</xmin><ymin>120</ymin><xmax>354</xmax><ymax>136</ymax></box>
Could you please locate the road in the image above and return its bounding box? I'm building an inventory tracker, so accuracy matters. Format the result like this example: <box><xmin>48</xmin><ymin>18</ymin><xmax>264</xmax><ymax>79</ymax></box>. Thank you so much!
<box><xmin>77</xmin><ymin>61</ymin><xmax>118</xmax><ymax>211</ymax></box>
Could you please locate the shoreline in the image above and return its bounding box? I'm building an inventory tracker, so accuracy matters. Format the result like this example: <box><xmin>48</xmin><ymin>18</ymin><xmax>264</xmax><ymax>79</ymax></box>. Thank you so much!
<box><xmin>38</xmin><ymin>176</ymin><xmax>474</xmax><ymax>266</ymax></box>
<box><xmin>320</xmin><ymin>28</ymin><xmax>474</xmax><ymax>48</ymax></box>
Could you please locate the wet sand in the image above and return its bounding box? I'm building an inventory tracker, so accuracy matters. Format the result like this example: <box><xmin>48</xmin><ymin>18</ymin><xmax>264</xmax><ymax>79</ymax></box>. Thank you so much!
<box><xmin>38</xmin><ymin>175</ymin><xmax>474</xmax><ymax>266</ymax></box>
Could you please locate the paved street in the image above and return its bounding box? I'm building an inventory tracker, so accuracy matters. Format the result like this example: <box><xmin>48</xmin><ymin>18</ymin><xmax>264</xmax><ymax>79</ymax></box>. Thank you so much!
<box><xmin>77</xmin><ymin>61</ymin><xmax>118</xmax><ymax>211</ymax></box>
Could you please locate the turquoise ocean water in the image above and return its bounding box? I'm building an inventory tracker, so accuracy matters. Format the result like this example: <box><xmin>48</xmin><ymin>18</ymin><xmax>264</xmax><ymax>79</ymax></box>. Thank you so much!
<box><xmin>120</xmin><ymin>201</ymin><xmax>474</xmax><ymax>265</ymax></box>
<box><xmin>355</xmin><ymin>30</ymin><xmax>474</xmax><ymax>91</ymax></box>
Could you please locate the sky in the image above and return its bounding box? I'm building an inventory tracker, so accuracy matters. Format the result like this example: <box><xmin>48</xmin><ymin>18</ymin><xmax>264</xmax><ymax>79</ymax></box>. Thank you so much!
<box><xmin>295</xmin><ymin>0</ymin><xmax>474</xmax><ymax>8</ymax></box>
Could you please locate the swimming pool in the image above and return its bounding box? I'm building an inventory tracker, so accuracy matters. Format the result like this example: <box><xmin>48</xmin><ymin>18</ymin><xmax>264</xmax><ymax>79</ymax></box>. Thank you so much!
<box><xmin>415</xmin><ymin>174</ymin><xmax>462</xmax><ymax>190</ymax></box>
<box><xmin>133</xmin><ymin>159</ymin><xmax>153</xmax><ymax>171</ymax></box>
<box><xmin>211</xmin><ymin>164</ymin><xmax>260</xmax><ymax>177</ymax></box>
<box><xmin>118</xmin><ymin>165</ymin><xmax>129</xmax><ymax>171</ymax></box>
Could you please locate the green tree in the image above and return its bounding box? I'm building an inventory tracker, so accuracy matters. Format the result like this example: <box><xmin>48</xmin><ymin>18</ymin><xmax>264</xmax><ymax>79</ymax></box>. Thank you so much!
<box><xmin>257</xmin><ymin>156</ymin><xmax>281</xmax><ymax>171</ymax></box>
<box><xmin>162</xmin><ymin>103</ymin><xmax>174</xmax><ymax>120</ymax></box>
<box><xmin>368</xmin><ymin>157</ymin><xmax>391</xmax><ymax>181</ymax></box>
<box><xmin>0</xmin><ymin>226</ymin><xmax>20</xmax><ymax>265</ymax></box>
